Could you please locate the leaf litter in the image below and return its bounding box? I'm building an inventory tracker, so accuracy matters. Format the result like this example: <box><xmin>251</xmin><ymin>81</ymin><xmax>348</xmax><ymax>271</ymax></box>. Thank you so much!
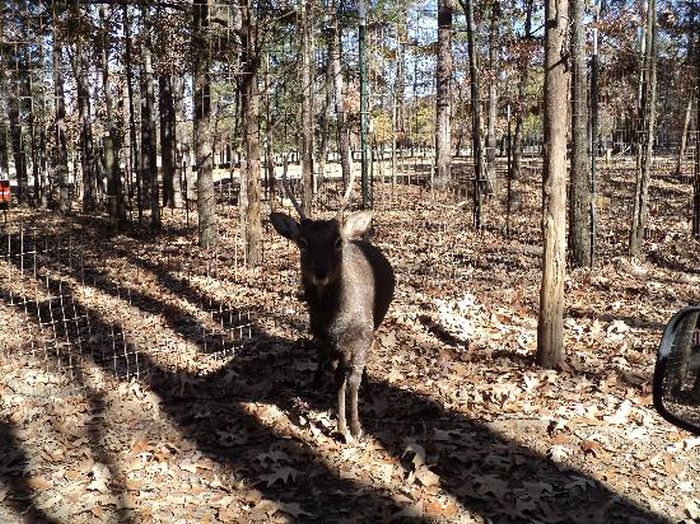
<box><xmin>0</xmin><ymin>169</ymin><xmax>699</xmax><ymax>522</ymax></box>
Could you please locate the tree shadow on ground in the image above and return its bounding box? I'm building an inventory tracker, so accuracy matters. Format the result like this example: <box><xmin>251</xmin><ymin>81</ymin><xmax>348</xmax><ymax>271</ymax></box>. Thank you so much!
<box><xmin>568</xmin><ymin>307</ymin><xmax>667</xmax><ymax>333</ymax></box>
<box><xmin>647</xmin><ymin>249</ymin><xmax>700</xmax><ymax>276</ymax></box>
<box><xmin>0</xmin><ymin>224</ymin><xmax>666</xmax><ymax>523</ymax></box>
<box><xmin>0</xmin><ymin>420</ymin><xmax>59</xmax><ymax>523</ymax></box>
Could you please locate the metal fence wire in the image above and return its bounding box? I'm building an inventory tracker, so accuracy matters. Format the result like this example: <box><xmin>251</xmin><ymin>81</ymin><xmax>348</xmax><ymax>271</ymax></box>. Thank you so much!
<box><xmin>0</xmin><ymin>226</ymin><xmax>257</xmax><ymax>387</ymax></box>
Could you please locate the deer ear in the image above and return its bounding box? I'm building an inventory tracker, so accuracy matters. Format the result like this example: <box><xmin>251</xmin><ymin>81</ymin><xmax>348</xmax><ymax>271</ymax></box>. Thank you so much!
<box><xmin>270</xmin><ymin>213</ymin><xmax>300</xmax><ymax>240</ymax></box>
<box><xmin>342</xmin><ymin>210</ymin><xmax>372</xmax><ymax>239</ymax></box>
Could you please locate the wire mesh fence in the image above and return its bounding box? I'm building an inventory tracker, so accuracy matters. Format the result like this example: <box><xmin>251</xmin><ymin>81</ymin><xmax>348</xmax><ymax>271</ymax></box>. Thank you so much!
<box><xmin>0</xmin><ymin>224</ymin><xmax>259</xmax><ymax>388</ymax></box>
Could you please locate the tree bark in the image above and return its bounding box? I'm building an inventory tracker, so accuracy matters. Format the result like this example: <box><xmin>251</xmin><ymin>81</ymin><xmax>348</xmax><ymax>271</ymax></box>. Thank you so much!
<box><xmin>52</xmin><ymin>36</ymin><xmax>70</xmax><ymax>213</ymax></box>
<box><xmin>317</xmin><ymin>39</ymin><xmax>333</xmax><ymax>185</ymax></box>
<box><xmin>675</xmin><ymin>96</ymin><xmax>693</xmax><ymax>177</ymax></box>
<box><xmin>485</xmin><ymin>0</ymin><xmax>500</xmax><ymax>193</ymax></box>
<box><xmin>173</xmin><ymin>75</ymin><xmax>184</xmax><ymax>209</ymax></box>
<box><xmin>7</xmin><ymin>80</ymin><xmax>27</xmax><ymax>205</ymax></box>
<box><xmin>434</xmin><ymin>0</ymin><xmax>453</xmax><ymax>188</ymax></box>
<box><xmin>193</xmin><ymin>0</ymin><xmax>218</xmax><ymax>247</ymax></box>
<box><xmin>240</xmin><ymin>0</ymin><xmax>262</xmax><ymax>265</ymax></box>
<box><xmin>123</xmin><ymin>3</ymin><xmax>141</xmax><ymax>221</ymax></box>
<box><xmin>511</xmin><ymin>0</ymin><xmax>534</xmax><ymax>182</ymax></box>
<box><xmin>160</xmin><ymin>74</ymin><xmax>176</xmax><ymax>208</ymax></box>
<box><xmin>537</xmin><ymin>0</ymin><xmax>569</xmax><ymax>368</ymax></box>
<box><xmin>569</xmin><ymin>0</ymin><xmax>592</xmax><ymax>267</ymax></box>
<box><xmin>0</xmin><ymin>125</ymin><xmax>9</xmax><ymax>181</ymax></box>
<box><xmin>458</xmin><ymin>0</ymin><xmax>487</xmax><ymax>227</ymax></box>
<box><xmin>300</xmin><ymin>0</ymin><xmax>314</xmax><ymax>214</ymax></box>
<box><xmin>330</xmin><ymin>2</ymin><xmax>351</xmax><ymax>189</ymax></box>
<box><xmin>140</xmin><ymin>8</ymin><xmax>160</xmax><ymax>230</ymax></box>
<box><xmin>71</xmin><ymin>38</ymin><xmax>95</xmax><ymax>212</ymax></box>
<box><xmin>629</xmin><ymin>0</ymin><xmax>657</xmax><ymax>256</ymax></box>
<box><xmin>694</xmin><ymin>14</ymin><xmax>700</xmax><ymax>238</ymax></box>
<box><xmin>395</xmin><ymin>5</ymin><xmax>407</xmax><ymax>150</ymax></box>
<box><xmin>102</xmin><ymin>6</ymin><xmax>123</xmax><ymax>224</ymax></box>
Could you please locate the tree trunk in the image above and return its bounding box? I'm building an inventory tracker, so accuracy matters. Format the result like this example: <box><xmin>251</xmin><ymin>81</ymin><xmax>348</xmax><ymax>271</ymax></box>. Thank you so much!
<box><xmin>140</xmin><ymin>8</ymin><xmax>160</xmax><ymax>230</ymax></box>
<box><xmin>0</xmin><ymin>125</ymin><xmax>9</xmax><ymax>181</ymax></box>
<box><xmin>675</xmin><ymin>97</ymin><xmax>693</xmax><ymax>177</ymax></box>
<box><xmin>458</xmin><ymin>0</ymin><xmax>486</xmax><ymax>227</ymax></box>
<box><xmin>434</xmin><ymin>0</ymin><xmax>453</xmax><ymax>188</ymax></box>
<box><xmin>485</xmin><ymin>0</ymin><xmax>500</xmax><ymax>193</ymax></box>
<box><xmin>330</xmin><ymin>2</ymin><xmax>351</xmax><ymax>189</ymax></box>
<box><xmin>537</xmin><ymin>0</ymin><xmax>569</xmax><ymax>368</ymax></box>
<box><xmin>240</xmin><ymin>0</ymin><xmax>262</xmax><ymax>266</ymax></box>
<box><xmin>72</xmin><ymin>43</ymin><xmax>95</xmax><ymax>212</ymax></box>
<box><xmin>629</xmin><ymin>0</ymin><xmax>657</xmax><ymax>256</ymax></box>
<box><xmin>102</xmin><ymin>6</ymin><xmax>123</xmax><ymax>224</ymax></box>
<box><xmin>26</xmin><ymin>62</ymin><xmax>41</xmax><ymax>208</ymax></box>
<box><xmin>316</xmin><ymin>40</ymin><xmax>333</xmax><ymax>185</ymax></box>
<box><xmin>299</xmin><ymin>0</ymin><xmax>314</xmax><ymax>214</ymax></box>
<box><xmin>395</xmin><ymin>5</ymin><xmax>407</xmax><ymax>151</ymax></box>
<box><xmin>160</xmin><ymin>74</ymin><xmax>176</xmax><ymax>208</ymax></box>
<box><xmin>193</xmin><ymin>0</ymin><xmax>217</xmax><ymax>247</ymax></box>
<box><xmin>173</xmin><ymin>75</ymin><xmax>184</xmax><ymax>209</ymax></box>
<box><xmin>52</xmin><ymin>36</ymin><xmax>70</xmax><ymax>213</ymax></box>
<box><xmin>123</xmin><ymin>3</ymin><xmax>141</xmax><ymax>222</ymax></box>
<box><xmin>694</xmin><ymin>20</ymin><xmax>700</xmax><ymax>238</ymax></box>
<box><xmin>511</xmin><ymin>0</ymin><xmax>534</xmax><ymax>182</ymax></box>
<box><xmin>7</xmin><ymin>81</ymin><xmax>27</xmax><ymax>204</ymax></box>
<box><xmin>569</xmin><ymin>0</ymin><xmax>592</xmax><ymax>267</ymax></box>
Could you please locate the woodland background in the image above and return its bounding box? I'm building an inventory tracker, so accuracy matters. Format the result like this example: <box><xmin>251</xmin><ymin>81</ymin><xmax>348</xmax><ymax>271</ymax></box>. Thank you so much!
<box><xmin>1</xmin><ymin>0</ymin><xmax>700</xmax><ymax>522</ymax></box>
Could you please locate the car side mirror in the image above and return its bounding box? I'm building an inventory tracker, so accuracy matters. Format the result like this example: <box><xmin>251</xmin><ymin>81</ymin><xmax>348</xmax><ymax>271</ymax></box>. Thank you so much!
<box><xmin>653</xmin><ymin>307</ymin><xmax>700</xmax><ymax>435</ymax></box>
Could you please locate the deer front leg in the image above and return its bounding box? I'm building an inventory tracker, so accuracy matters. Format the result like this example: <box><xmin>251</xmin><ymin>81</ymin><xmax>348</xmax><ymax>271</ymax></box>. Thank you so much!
<box><xmin>348</xmin><ymin>337</ymin><xmax>371</xmax><ymax>438</ymax></box>
<box><xmin>312</xmin><ymin>344</ymin><xmax>328</xmax><ymax>390</ymax></box>
<box><xmin>335</xmin><ymin>363</ymin><xmax>349</xmax><ymax>438</ymax></box>
<box><xmin>348</xmin><ymin>363</ymin><xmax>364</xmax><ymax>438</ymax></box>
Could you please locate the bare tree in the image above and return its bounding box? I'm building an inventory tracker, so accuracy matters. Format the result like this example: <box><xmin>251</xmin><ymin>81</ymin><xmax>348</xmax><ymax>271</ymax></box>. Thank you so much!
<box><xmin>140</xmin><ymin>8</ymin><xmax>160</xmax><ymax>230</ymax></box>
<box><xmin>629</xmin><ymin>0</ymin><xmax>657</xmax><ymax>256</ymax></box>
<box><xmin>457</xmin><ymin>0</ymin><xmax>487</xmax><ymax>228</ymax></box>
<box><xmin>511</xmin><ymin>0</ymin><xmax>534</xmax><ymax>182</ymax></box>
<box><xmin>485</xmin><ymin>0</ymin><xmax>500</xmax><ymax>193</ymax></box>
<box><xmin>694</xmin><ymin>15</ymin><xmax>700</xmax><ymax>237</ymax></box>
<box><xmin>101</xmin><ymin>6</ymin><xmax>123</xmax><ymax>224</ymax></box>
<box><xmin>193</xmin><ymin>0</ymin><xmax>218</xmax><ymax>247</ymax></box>
<box><xmin>330</xmin><ymin>0</ymin><xmax>351</xmax><ymax>188</ymax></box>
<box><xmin>70</xmin><ymin>13</ymin><xmax>96</xmax><ymax>213</ymax></box>
<box><xmin>569</xmin><ymin>0</ymin><xmax>592</xmax><ymax>267</ymax></box>
<box><xmin>239</xmin><ymin>0</ymin><xmax>262</xmax><ymax>265</ymax></box>
<box><xmin>123</xmin><ymin>3</ymin><xmax>142</xmax><ymax>221</ymax></box>
<box><xmin>537</xmin><ymin>0</ymin><xmax>570</xmax><ymax>368</ymax></box>
<box><xmin>434</xmin><ymin>0</ymin><xmax>453</xmax><ymax>188</ymax></box>
<box><xmin>299</xmin><ymin>0</ymin><xmax>314</xmax><ymax>214</ymax></box>
<box><xmin>51</xmin><ymin>29</ymin><xmax>70</xmax><ymax>214</ymax></box>
<box><xmin>160</xmin><ymin>74</ymin><xmax>176</xmax><ymax>208</ymax></box>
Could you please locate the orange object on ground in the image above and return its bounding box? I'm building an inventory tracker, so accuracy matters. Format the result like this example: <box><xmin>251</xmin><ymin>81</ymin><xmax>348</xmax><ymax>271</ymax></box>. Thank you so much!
<box><xmin>0</xmin><ymin>180</ymin><xmax>10</xmax><ymax>207</ymax></box>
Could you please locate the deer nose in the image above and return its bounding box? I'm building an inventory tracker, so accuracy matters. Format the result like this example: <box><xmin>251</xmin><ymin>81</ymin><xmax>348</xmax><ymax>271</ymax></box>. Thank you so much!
<box><xmin>314</xmin><ymin>267</ymin><xmax>329</xmax><ymax>280</ymax></box>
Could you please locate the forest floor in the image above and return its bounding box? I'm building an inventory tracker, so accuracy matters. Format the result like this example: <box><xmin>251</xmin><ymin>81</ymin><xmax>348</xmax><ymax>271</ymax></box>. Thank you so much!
<box><xmin>1</xmin><ymin>159</ymin><xmax>700</xmax><ymax>523</ymax></box>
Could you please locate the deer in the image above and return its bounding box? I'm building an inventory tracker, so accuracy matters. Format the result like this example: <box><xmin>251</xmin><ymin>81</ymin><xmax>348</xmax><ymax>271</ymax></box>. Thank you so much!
<box><xmin>270</xmin><ymin>163</ymin><xmax>395</xmax><ymax>441</ymax></box>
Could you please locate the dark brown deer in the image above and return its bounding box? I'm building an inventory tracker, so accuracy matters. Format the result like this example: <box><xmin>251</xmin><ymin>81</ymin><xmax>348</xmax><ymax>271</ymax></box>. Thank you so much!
<box><xmin>270</xmin><ymin>165</ymin><xmax>394</xmax><ymax>440</ymax></box>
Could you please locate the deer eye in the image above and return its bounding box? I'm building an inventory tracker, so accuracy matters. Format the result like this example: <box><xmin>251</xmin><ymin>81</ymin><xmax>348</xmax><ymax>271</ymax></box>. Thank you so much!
<box><xmin>297</xmin><ymin>238</ymin><xmax>308</xmax><ymax>250</ymax></box>
<box><xmin>334</xmin><ymin>237</ymin><xmax>343</xmax><ymax>251</ymax></box>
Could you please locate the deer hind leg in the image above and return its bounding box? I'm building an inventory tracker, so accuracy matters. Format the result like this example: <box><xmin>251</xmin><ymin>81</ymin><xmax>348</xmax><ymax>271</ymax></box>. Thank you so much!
<box><xmin>312</xmin><ymin>341</ymin><xmax>329</xmax><ymax>390</ymax></box>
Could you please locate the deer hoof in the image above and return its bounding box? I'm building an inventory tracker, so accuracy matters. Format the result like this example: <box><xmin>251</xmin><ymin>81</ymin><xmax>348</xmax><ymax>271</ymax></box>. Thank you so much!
<box><xmin>350</xmin><ymin>422</ymin><xmax>363</xmax><ymax>439</ymax></box>
<box><xmin>332</xmin><ymin>428</ymin><xmax>354</xmax><ymax>444</ymax></box>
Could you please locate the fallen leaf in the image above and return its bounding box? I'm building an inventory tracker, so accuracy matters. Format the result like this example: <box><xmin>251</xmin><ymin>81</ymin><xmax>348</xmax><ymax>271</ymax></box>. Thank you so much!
<box><xmin>414</xmin><ymin>465</ymin><xmax>440</xmax><ymax>487</ymax></box>
<box><xmin>258</xmin><ymin>466</ymin><xmax>299</xmax><ymax>487</ymax></box>
<box><xmin>277</xmin><ymin>502</ymin><xmax>313</xmax><ymax>518</ymax></box>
